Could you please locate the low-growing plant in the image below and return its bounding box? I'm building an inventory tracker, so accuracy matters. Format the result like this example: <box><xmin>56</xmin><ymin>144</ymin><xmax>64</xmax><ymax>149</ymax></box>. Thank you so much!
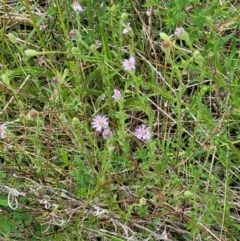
<box><xmin>0</xmin><ymin>0</ymin><xmax>239</xmax><ymax>240</ymax></box>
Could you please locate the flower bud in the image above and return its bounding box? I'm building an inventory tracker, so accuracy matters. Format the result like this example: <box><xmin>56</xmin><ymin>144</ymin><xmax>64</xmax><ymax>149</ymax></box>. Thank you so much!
<box><xmin>8</xmin><ymin>33</ymin><xmax>17</xmax><ymax>43</ymax></box>
<box><xmin>51</xmin><ymin>77</ymin><xmax>59</xmax><ymax>85</ymax></box>
<box><xmin>28</xmin><ymin>109</ymin><xmax>39</xmax><ymax>119</ymax></box>
<box><xmin>69</xmin><ymin>29</ymin><xmax>77</xmax><ymax>37</ymax></box>
<box><xmin>160</xmin><ymin>32</ymin><xmax>171</xmax><ymax>42</ymax></box>
<box><xmin>120</xmin><ymin>13</ymin><xmax>128</xmax><ymax>21</ymax></box>
<box><xmin>24</xmin><ymin>49</ymin><xmax>38</xmax><ymax>57</ymax></box>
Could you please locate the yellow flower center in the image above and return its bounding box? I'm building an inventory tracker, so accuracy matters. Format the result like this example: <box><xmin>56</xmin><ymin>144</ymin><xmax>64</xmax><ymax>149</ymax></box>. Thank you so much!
<box><xmin>127</xmin><ymin>61</ymin><xmax>133</xmax><ymax>67</ymax></box>
<box><xmin>73</xmin><ymin>1</ymin><xmax>79</xmax><ymax>6</ymax></box>
<box><xmin>98</xmin><ymin>120</ymin><xmax>103</xmax><ymax>126</ymax></box>
<box><xmin>141</xmin><ymin>129</ymin><xmax>146</xmax><ymax>135</ymax></box>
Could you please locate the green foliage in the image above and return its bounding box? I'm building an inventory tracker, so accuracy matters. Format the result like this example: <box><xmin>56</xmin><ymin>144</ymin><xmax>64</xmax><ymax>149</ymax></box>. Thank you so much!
<box><xmin>0</xmin><ymin>0</ymin><xmax>239</xmax><ymax>240</ymax></box>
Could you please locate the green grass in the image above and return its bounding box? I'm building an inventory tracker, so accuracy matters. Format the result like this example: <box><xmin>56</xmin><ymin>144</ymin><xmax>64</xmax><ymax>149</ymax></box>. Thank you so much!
<box><xmin>0</xmin><ymin>0</ymin><xmax>240</xmax><ymax>240</ymax></box>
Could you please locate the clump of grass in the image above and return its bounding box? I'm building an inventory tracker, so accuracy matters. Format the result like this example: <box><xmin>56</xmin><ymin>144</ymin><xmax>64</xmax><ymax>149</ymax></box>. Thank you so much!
<box><xmin>0</xmin><ymin>0</ymin><xmax>240</xmax><ymax>240</ymax></box>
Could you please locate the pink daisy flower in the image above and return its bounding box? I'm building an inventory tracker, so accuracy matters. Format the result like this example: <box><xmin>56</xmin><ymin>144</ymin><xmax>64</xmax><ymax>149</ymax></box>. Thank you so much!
<box><xmin>122</xmin><ymin>56</ymin><xmax>136</xmax><ymax>71</ymax></box>
<box><xmin>135</xmin><ymin>124</ymin><xmax>150</xmax><ymax>140</ymax></box>
<box><xmin>0</xmin><ymin>123</ymin><xmax>7</xmax><ymax>139</ymax></box>
<box><xmin>175</xmin><ymin>27</ymin><xmax>184</xmax><ymax>36</ymax></box>
<box><xmin>102</xmin><ymin>129</ymin><xmax>112</xmax><ymax>139</ymax></box>
<box><xmin>72</xmin><ymin>1</ymin><xmax>84</xmax><ymax>12</ymax></box>
<box><xmin>91</xmin><ymin>115</ymin><xmax>108</xmax><ymax>132</ymax></box>
<box><xmin>122</xmin><ymin>23</ymin><xmax>132</xmax><ymax>34</ymax></box>
<box><xmin>112</xmin><ymin>89</ymin><xmax>122</xmax><ymax>100</ymax></box>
